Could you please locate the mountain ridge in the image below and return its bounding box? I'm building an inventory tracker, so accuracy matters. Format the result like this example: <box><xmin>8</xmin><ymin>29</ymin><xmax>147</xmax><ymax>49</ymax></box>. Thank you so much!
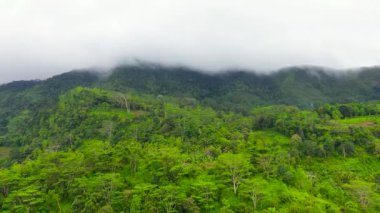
<box><xmin>1</xmin><ymin>64</ymin><xmax>379</xmax><ymax>112</ymax></box>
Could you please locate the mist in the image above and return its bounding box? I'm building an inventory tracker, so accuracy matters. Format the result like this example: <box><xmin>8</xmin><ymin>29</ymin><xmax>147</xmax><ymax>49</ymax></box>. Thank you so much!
<box><xmin>1</xmin><ymin>0</ymin><xmax>380</xmax><ymax>84</ymax></box>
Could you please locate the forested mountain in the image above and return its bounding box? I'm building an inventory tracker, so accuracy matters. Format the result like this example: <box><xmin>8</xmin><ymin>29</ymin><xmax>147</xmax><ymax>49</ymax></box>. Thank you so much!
<box><xmin>104</xmin><ymin>65</ymin><xmax>380</xmax><ymax>110</ymax></box>
<box><xmin>0</xmin><ymin>65</ymin><xmax>380</xmax><ymax>212</ymax></box>
<box><xmin>2</xmin><ymin>64</ymin><xmax>379</xmax><ymax>114</ymax></box>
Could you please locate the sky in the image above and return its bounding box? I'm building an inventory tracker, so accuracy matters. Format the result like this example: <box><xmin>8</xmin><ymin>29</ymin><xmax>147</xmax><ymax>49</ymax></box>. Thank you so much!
<box><xmin>1</xmin><ymin>0</ymin><xmax>380</xmax><ymax>83</ymax></box>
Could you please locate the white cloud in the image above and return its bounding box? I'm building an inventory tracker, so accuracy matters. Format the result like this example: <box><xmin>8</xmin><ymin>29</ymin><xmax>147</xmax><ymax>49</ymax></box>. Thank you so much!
<box><xmin>0</xmin><ymin>0</ymin><xmax>380</xmax><ymax>83</ymax></box>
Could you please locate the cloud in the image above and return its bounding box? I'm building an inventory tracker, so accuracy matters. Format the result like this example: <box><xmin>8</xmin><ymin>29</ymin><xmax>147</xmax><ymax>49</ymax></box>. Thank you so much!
<box><xmin>1</xmin><ymin>0</ymin><xmax>380</xmax><ymax>83</ymax></box>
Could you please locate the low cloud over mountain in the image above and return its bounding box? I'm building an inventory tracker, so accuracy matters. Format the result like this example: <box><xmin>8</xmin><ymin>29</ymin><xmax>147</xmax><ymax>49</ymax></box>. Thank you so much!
<box><xmin>1</xmin><ymin>0</ymin><xmax>380</xmax><ymax>83</ymax></box>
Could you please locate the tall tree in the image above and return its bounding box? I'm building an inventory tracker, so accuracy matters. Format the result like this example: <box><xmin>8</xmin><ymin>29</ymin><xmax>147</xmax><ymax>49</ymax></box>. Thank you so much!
<box><xmin>217</xmin><ymin>153</ymin><xmax>251</xmax><ymax>195</ymax></box>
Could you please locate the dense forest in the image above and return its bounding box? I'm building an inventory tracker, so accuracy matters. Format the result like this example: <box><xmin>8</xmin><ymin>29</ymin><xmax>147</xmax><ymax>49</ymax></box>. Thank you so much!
<box><xmin>0</xmin><ymin>65</ymin><xmax>380</xmax><ymax>212</ymax></box>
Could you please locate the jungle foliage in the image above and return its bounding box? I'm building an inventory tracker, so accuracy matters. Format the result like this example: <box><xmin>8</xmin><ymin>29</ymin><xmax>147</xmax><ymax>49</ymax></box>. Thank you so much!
<box><xmin>0</xmin><ymin>65</ymin><xmax>379</xmax><ymax>212</ymax></box>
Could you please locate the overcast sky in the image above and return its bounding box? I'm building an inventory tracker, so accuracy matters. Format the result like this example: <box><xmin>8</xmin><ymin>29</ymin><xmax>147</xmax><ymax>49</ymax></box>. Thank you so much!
<box><xmin>1</xmin><ymin>0</ymin><xmax>380</xmax><ymax>83</ymax></box>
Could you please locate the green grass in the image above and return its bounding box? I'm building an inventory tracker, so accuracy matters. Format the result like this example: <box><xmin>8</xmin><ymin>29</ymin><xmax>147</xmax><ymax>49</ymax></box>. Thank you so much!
<box><xmin>336</xmin><ymin>115</ymin><xmax>380</xmax><ymax>126</ymax></box>
<box><xmin>250</xmin><ymin>130</ymin><xmax>290</xmax><ymax>151</ymax></box>
<box><xmin>0</xmin><ymin>147</ymin><xmax>11</xmax><ymax>159</ymax></box>
<box><xmin>89</xmin><ymin>108</ymin><xmax>134</xmax><ymax>121</ymax></box>
<box><xmin>304</xmin><ymin>155</ymin><xmax>380</xmax><ymax>182</ymax></box>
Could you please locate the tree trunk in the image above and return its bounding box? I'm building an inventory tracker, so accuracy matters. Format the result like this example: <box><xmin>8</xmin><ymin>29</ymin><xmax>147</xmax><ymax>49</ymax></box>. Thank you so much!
<box><xmin>342</xmin><ymin>145</ymin><xmax>346</xmax><ymax>158</ymax></box>
<box><xmin>232</xmin><ymin>175</ymin><xmax>238</xmax><ymax>195</ymax></box>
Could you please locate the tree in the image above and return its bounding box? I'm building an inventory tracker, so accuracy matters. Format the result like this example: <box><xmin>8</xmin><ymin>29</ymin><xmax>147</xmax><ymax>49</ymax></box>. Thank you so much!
<box><xmin>343</xmin><ymin>180</ymin><xmax>380</xmax><ymax>210</ymax></box>
<box><xmin>257</xmin><ymin>155</ymin><xmax>273</xmax><ymax>178</ymax></box>
<box><xmin>374</xmin><ymin>139</ymin><xmax>380</xmax><ymax>157</ymax></box>
<box><xmin>217</xmin><ymin>153</ymin><xmax>251</xmax><ymax>195</ymax></box>
<box><xmin>335</xmin><ymin>137</ymin><xmax>355</xmax><ymax>158</ymax></box>
<box><xmin>240</xmin><ymin>178</ymin><xmax>267</xmax><ymax>211</ymax></box>
<box><xmin>113</xmin><ymin>92</ymin><xmax>130</xmax><ymax>112</ymax></box>
<box><xmin>4</xmin><ymin>184</ymin><xmax>45</xmax><ymax>212</ymax></box>
<box><xmin>191</xmin><ymin>176</ymin><xmax>218</xmax><ymax>211</ymax></box>
<box><xmin>155</xmin><ymin>185</ymin><xmax>185</xmax><ymax>213</ymax></box>
<box><xmin>46</xmin><ymin>190</ymin><xmax>61</xmax><ymax>213</ymax></box>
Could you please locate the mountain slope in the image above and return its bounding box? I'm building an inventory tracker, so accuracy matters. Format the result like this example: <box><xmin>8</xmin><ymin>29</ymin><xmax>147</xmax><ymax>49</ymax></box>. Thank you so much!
<box><xmin>1</xmin><ymin>65</ymin><xmax>379</xmax><ymax>113</ymax></box>
<box><xmin>0</xmin><ymin>65</ymin><xmax>380</xmax><ymax>212</ymax></box>
<box><xmin>0</xmin><ymin>86</ymin><xmax>379</xmax><ymax>212</ymax></box>
<box><xmin>103</xmin><ymin>65</ymin><xmax>380</xmax><ymax>110</ymax></box>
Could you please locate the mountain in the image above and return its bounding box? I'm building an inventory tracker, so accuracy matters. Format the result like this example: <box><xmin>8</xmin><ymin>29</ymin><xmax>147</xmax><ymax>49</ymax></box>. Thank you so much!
<box><xmin>4</xmin><ymin>64</ymin><xmax>379</xmax><ymax>110</ymax></box>
<box><xmin>0</xmin><ymin>71</ymin><xmax>99</xmax><ymax>133</ymax></box>
<box><xmin>0</xmin><ymin>65</ymin><xmax>380</xmax><ymax>212</ymax></box>
<box><xmin>0</xmin><ymin>64</ymin><xmax>379</xmax><ymax>134</ymax></box>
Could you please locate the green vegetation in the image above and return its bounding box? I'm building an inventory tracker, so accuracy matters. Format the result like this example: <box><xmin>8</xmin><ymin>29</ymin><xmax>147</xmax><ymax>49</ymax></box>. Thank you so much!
<box><xmin>337</xmin><ymin>116</ymin><xmax>380</xmax><ymax>125</ymax></box>
<box><xmin>0</xmin><ymin>65</ymin><xmax>379</xmax><ymax>212</ymax></box>
<box><xmin>0</xmin><ymin>147</ymin><xmax>11</xmax><ymax>159</ymax></box>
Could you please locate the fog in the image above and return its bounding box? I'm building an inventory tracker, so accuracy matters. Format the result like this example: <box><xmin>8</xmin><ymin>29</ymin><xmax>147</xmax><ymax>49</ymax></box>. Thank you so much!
<box><xmin>1</xmin><ymin>0</ymin><xmax>380</xmax><ymax>83</ymax></box>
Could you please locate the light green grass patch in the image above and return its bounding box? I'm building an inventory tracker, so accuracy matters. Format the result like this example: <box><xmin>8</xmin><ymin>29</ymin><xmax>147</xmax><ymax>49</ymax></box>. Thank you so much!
<box><xmin>337</xmin><ymin>115</ymin><xmax>380</xmax><ymax>126</ymax></box>
<box><xmin>0</xmin><ymin>147</ymin><xmax>11</xmax><ymax>159</ymax></box>
<box><xmin>250</xmin><ymin>130</ymin><xmax>290</xmax><ymax>150</ymax></box>
<box><xmin>89</xmin><ymin>108</ymin><xmax>134</xmax><ymax>121</ymax></box>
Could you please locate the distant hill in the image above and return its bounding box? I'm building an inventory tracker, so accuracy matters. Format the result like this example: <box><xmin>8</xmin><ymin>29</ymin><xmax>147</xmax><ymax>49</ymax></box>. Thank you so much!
<box><xmin>1</xmin><ymin>64</ymin><xmax>379</xmax><ymax>114</ymax></box>
<box><xmin>103</xmin><ymin>64</ymin><xmax>380</xmax><ymax>111</ymax></box>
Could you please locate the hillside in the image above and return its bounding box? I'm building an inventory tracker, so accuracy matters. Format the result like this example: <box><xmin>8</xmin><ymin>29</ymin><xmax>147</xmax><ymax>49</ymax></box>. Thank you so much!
<box><xmin>104</xmin><ymin>65</ymin><xmax>380</xmax><ymax>110</ymax></box>
<box><xmin>1</xmin><ymin>64</ymin><xmax>379</xmax><ymax>114</ymax></box>
<box><xmin>0</xmin><ymin>65</ymin><xmax>379</xmax><ymax>212</ymax></box>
